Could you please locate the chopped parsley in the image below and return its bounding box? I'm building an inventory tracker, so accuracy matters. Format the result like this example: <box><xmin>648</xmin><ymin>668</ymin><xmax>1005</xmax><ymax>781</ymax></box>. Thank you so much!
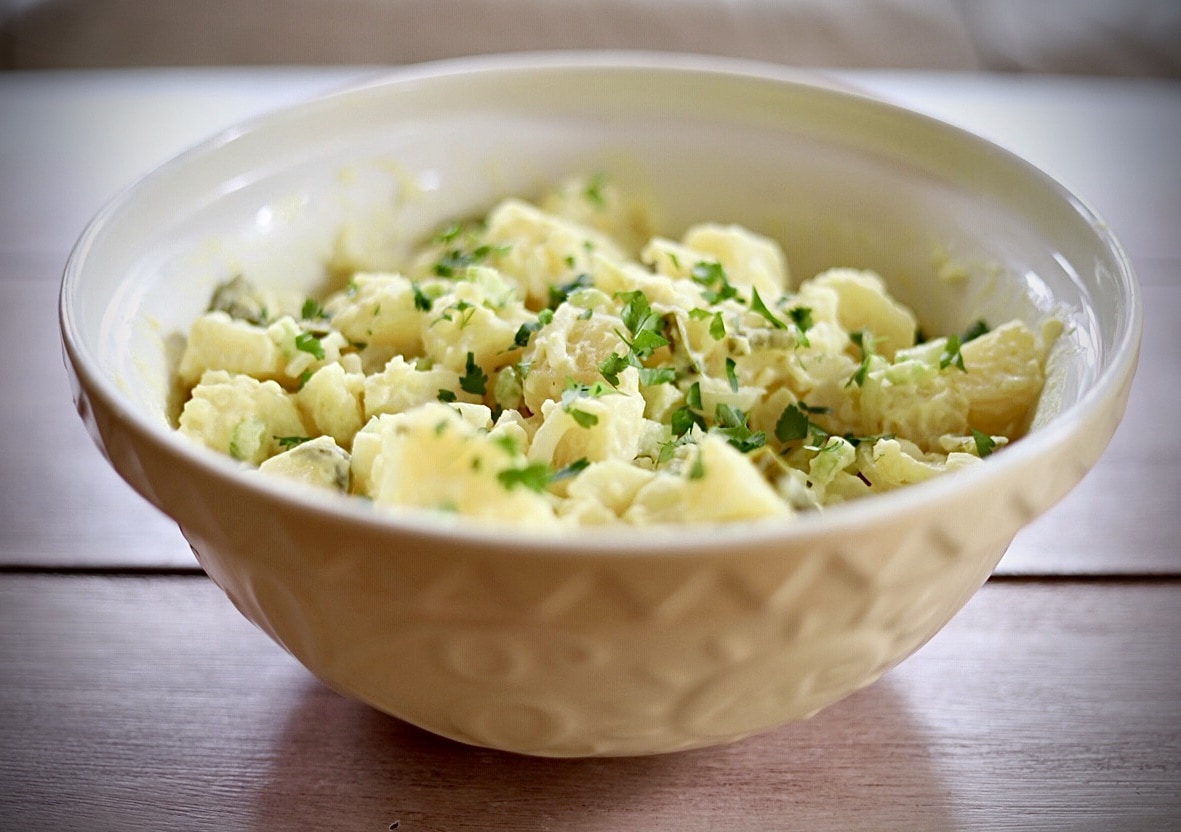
<box><xmin>560</xmin><ymin>379</ymin><xmax>610</xmax><ymax>428</ymax></box>
<box><xmin>962</xmin><ymin>319</ymin><xmax>990</xmax><ymax>342</ymax></box>
<box><xmin>788</xmin><ymin>306</ymin><xmax>814</xmax><ymax>346</ymax></box>
<box><xmin>583</xmin><ymin>172</ymin><xmax>608</xmax><ymax>208</ymax></box>
<box><xmin>691</xmin><ymin>260</ymin><xmax>740</xmax><ymax>304</ymax></box>
<box><xmin>690</xmin><ymin>307</ymin><xmax>727</xmax><ymax>340</ymax></box>
<box><xmin>639</xmin><ymin>365</ymin><xmax>678</xmax><ymax>387</ymax></box>
<box><xmin>491</xmin><ymin>433</ymin><xmax>519</xmax><ymax>456</ymax></box>
<box><xmin>437</xmin><ymin>299</ymin><xmax>477</xmax><ymax>329</ymax></box>
<box><xmin>551</xmin><ymin>457</ymin><xmax>591</xmax><ymax>482</ymax></box>
<box><xmin>840</xmin><ymin>432</ymin><xmax>894</xmax><ymax>448</ymax></box>
<box><xmin>567</xmin><ymin>408</ymin><xmax>599</xmax><ymax>429</ymax></box>
<box><xmin>930</xmin><ymin>320</ymin><xmax>988</xmax><ymax>370</ymax></box>
<box><xmin>411</xmin><ymin>282</ymin><xmax>433</xmax><ymax>311</ymax></box>
<box><xmin>498</xmin><ymin>456</ymin><xmax>592</xmax><ymax>493</ymax></box>
<box><xmin>599</xmin><ymin>290</ymin><xmax>671</xmax><ymax>386</ymax></box>
<box><xmin>774</xmin><ymin>403</ymin><xmax>810</xmax><ymax>443</ymax></box>
<box><xmin>939</xmin><ymin>334</ymin><xmax>967</xmax><ymax>371</ymax></box>
<box><xmin>971</xmin><ymin>427</ymin><xmax>996</xmax><ymax>458</ymax></box>
<box><xmin>300</xmin><ymin>298</ymin><xmax>327</xmax><ymax>321</ymax></box>
<box><xmin>434</xmin><ymin>221</ymin><xmax>465</xmax><ymax>244</ymax></box>
<box><xmin>725</xmin><ymin>357</ymin><xmax>739</xmax><ymax>392</ymax></box>
<box><xmin>274</xmin><ymin>435</ymin><xmax>312</xmax><ymax>449</ymax></box>
<box><xmin>513</xmin><ymin>308</ymin><xmax>554</xmax><ymax>348</ymax></box>
<box><xmin>671</xmin><ymin>381</ymin><xmax>706</xmax><ymax>437</ymax></box>
<box><xmin>748</xmin><ymin>287</ymin><xmax>787</xmax><ymax>330</ymax></box>
<box><xmin>294</xmin><ymin>331</ymin><xmax>325</xmax><ymax>361</ymax></box>
<box><xmin>437</xmin><ymin>389</ymin><xmax>457</xmax><ymax>403</ymax></box>
<box><xmin>671</xmin><ymin>406</ymin><xmax>705</xmax><ymax>438</ymax></box>
<box><xmin>434</xmin><ymin>244</ymin><xmax>503</xmax><ymax>278</ymax></box>
<box><xmin>712</xmin><ymin>403</ymin><xmax>766</xmax><ymax>453</ymax></box>
<box><xmin>460</xmin><ymin>352</ymin><xmax>488</xmax><ymax>395</ymax></box>
<box><xmin>548</xmin><ymin>273</ymin><xmax>592</xmax><ymax>309</ymax></box>
<box><xmin>598</xmin><ymin>352</ymin><xmax>631</xmax><ymax>387</ymax></box>
<box><xmin>617</xmin><ymin>290</ymin><xmax>668</xmax><ymax>358</ymax></box>
<box><xmin>848</xmin><ymin>329</ymin><xmax>876</xmax><ymax>387</ymax></box>
<box><xmin>497</xmin><ymin>462</ymin><xmax>552</xmax><ymax>493</ymax></box>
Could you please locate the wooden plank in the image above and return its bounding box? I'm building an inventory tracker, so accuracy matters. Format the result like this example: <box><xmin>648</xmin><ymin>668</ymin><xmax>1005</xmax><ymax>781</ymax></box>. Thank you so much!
<box><xmin>1000</xmin><ymin>273</ymin><xmax>1181</xmax><ymax>575</ymax></box>
<box><xmin>0</xmin><ymin>575</ymin><xmax>1177</xmax><ymax>830</ymax></box>
<box><xmin>0</xmin><ymin>267</ymin><xmax>194</xmax><ymax>568</ymax></box>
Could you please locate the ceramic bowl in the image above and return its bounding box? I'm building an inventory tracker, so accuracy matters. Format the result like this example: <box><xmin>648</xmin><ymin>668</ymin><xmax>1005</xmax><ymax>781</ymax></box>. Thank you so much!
<box><xmin>60</xmin><ymin>53</ymin><xmax>1141</xmax><ymax>756</ymax></box>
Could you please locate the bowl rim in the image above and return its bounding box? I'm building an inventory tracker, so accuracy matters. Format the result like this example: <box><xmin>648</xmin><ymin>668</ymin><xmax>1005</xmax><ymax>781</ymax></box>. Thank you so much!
<box><xmin>59</xmin><ymin>49</ymin><xmax>1144</xmax><ymax>556</ymax></box>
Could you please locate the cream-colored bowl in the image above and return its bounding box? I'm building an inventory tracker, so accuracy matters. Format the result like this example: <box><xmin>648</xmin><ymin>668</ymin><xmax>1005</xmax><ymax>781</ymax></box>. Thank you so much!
<box><xmin>60</xmin><ymin>53</ymin><xmax>1140</xmax><ymax>757</ymax></box>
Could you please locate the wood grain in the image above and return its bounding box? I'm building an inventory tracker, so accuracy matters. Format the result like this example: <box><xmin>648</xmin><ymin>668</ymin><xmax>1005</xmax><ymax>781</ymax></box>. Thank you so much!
<box><xmin>1003</xmin><ymin>271</ymin><xmax>1181</xmax><ymax>575</ymax></box>
<box><xmin>0</xmin><ymin>264</ymin><xmax>192</xmax><ymax>568</ymax></box>
<box><xmin>0</xmin><ymin>575</ymin><xmax>1177</xmax><ymax>831</ymax></box>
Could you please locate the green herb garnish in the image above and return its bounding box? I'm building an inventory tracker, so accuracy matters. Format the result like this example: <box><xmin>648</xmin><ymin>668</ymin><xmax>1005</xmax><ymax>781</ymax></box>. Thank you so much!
<box><xmin>560</xmin><ymin>379</ymin><xmax>610</xmax><ymax>427</ymax></box>
<box><xmin>962</xmin><ymin>319</ymin><xmax>990</xmax><ymax>342</ymax></box>
<box><xmin>638</xmin><ymin>366</ymin><xmax>677</xmax><ymax>387</ymax></box>
<box><xmin>691</xmin><ymin>261</ymin><xmax>740</xmax><ymax>304</ymax></box>
<box><xmin>598</xmin><ymin>290</ymin><xmax>671</xmax><ymax>386</ymax></box>
<box><xmin>725</xmin><ymin>357</ymin><xmax>739</xmax><ymax>392</ymax></box>
<box><xmin>435</xmin><ymin>221</ymin><xmax>464</xmax><ymax>244</ymax></box>
<box><xmin>971</xmin><ymin>427</ymin><xmax>996</xmax><ymax>458</ymax></box>
<box><xmin>434</xmin><ymin>244</ymin><xmax>499</xmax><ymax>277</ymax></box>
<box><xmin>567</xmin><ymin>408</ymin><xmax>599</xmax><ymax>428</ymax></box>
<box><xmin>749</xmin><ymin>287</ymin><xmax>787</xmax><ymax>330</ymax></box>
<box><xmin>774</xmin><ymin>404</ymin><xmax>810</xmax><ymax>443</ymax></box>
<box><xmin>294</xmin><ymin>331</ymin><xmax>325</xmax><ymax>361</ymax></box>
<box><xmin>670</xmin><ymin>381</ymin><xmax>706</xmax><ymax>437</ymax></box>
<box><xmin>551</xmin><ymin>457</ymin><xmax>591</xmax><ymax>482</ymax></box>
<box><xmin>460</xmin><ymin>352</ymin><xmax>487</xmax><ymax>395</ymax></box>
<box><xmin>848</xmin><ymin>329</ymin><xmax>876</xmax><ymax>387</ymax></box>
<box><xmin>513</xmin><ymin>308</ymin><xmax>554</xmax><ymax>348</ymax></box>
<box><xmin>940</xmin><ymin>334</ymin><xmax>967</xmax><ymax>371</ymax></box>
<box><xmin>274</xmin><ymin>435</ymin><xmax>312</xmax><ymax>449</ymax></box>
<box><xmin>497</xmin><ymin>462</ymin><xmax>553</xmax><ymax>493</ymax></box>
<box><xmin>548</xmin><ymin>273</ymin><xmax>592</xmax><ymax>309</ymax></box>
<box><xmin>437</xmin><ymin>300</ymin><xmax>477</xmax><ymax>329</ymax></box>
<box><xmin>789</xmin><ymin>306</ymin><xmax>814</xmax><ymax>346</ymax></box>
<box><xmin>689</xmin><ymin>307</ymin><xmax>727</xmax><ymax>340</ymax></box>
<box><xmin>712</xmin><ymin>403</ymin><xmax>765</xmax><ymax>453</ymax></box>
<box><xmin>411</xmin><ymin>281</ymin><xmax>433</xmax><ymax>311</ymax></box>
<box><xmin>617</xmin><ymin>290</ymin><xmax>668</xmax><ymax>357</ymax></box>
<box><xmin>583</xmin><ymin>172</ymin><xmax>608</xmax><ymax>208</ymax></box>
<box><xmin>300</xmin><ymin>298</ymin><xmax>327</xmax><ymax>321</ymax></box>
<box><xmin>598</xmin><ymin>352</ymin><xmax>631</xmax><ymax>387</ymax></box>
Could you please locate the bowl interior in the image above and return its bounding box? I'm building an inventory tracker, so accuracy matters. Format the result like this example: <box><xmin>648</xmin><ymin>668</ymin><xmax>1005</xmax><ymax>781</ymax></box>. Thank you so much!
<box><xmin>64</xmin><ymin>54</ymin><xmax>1134</xmax><ymax>481</ymax></box>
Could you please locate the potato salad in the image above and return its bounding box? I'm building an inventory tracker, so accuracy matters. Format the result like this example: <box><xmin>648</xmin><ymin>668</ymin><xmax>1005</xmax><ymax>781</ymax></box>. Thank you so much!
<box><xmin>175</xmin><ymin>175</ymin><xmax>1058</xmax><ymax>525</ymax></box>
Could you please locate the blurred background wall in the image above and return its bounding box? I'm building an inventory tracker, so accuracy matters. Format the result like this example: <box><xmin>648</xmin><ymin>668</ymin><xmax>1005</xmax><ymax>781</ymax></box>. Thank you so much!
<box><xmin>2</xmin><ymin>0</ymin><xmax>1179</xmax><ymax>75</ymax></box>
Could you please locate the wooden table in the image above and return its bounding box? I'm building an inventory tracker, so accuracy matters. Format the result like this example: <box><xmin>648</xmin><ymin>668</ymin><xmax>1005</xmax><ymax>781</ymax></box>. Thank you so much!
<box><xmin>2</xmin><ymin>67</ymin><xmax>1178</xmax><ymax>830</ymax></box>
